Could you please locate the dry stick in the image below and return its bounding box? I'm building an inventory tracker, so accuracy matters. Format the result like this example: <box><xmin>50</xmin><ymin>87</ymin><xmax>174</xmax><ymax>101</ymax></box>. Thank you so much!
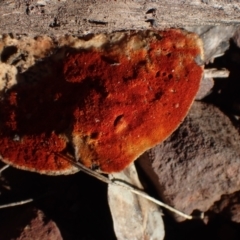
<box><xmin>0</xmin><ymin>157</ymin><xmax>203</xmax><ymax>219</ymax></box>
<box><xmin>0</xmin><ymin>164</ymin><xmax>34</xmax><ymax>209</ymax></box>
<box><xmin>0</xmin><ymin>164</ymin><xmax>10</xmax><ymax>175</ymax></box>
<box><xmin>0</xmin><ymin>198</ymin><xmax>34</xmax><ymax>209</ymax></box>
<box><xmin>204</xmin><ymin>68</ymin><xmax>229</xmax><ymax>78</ymax></box>
<box><xmin>65</xmin><ymin>156</ymin><xmax>203</xmax><ymax>220</ymax></box>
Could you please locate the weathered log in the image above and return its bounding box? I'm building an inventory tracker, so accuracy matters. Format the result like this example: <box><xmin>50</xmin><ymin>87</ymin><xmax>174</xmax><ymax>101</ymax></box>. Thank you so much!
<box><xmin>0</xmin><ymin>0</ymin><xmax>240</xmax><ymax>37</ymax></box>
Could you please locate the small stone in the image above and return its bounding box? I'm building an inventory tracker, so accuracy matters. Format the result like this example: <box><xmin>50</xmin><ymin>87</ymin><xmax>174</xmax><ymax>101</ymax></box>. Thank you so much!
<box><xmin>185</xmin><ymin>25</ymin><xmax>237</xmax><ymax>63</ymax></box>
<box><xmin>138</xmin><ymin>101</ymin><xmax>240</xmax><ymax>221</ymax></box>
<box><xmin>0</xmin><ymin>206</ymin><xmax>63</xmax><ymax>240</ymax></box>
<box><xmin>18</xmin><ymin>209</ymin><xmax>63</xmax><ymax>240</ymax></box>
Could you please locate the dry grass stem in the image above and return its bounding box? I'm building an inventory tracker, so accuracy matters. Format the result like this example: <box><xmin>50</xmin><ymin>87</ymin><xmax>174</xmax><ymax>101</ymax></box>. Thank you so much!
<box><xmin>0</xmin><ymin>164</ymin><xmax>10</xmax><ymax>175</ymax></box>
<box><xmin>65</xmin><ymin>156</ymin><xmax>203</xmax><ymax>220</ymax></box>
<box><xmin>0</xmin><ymin>199</ymin><xmax>34</xmax><ymax>209</ymax></box>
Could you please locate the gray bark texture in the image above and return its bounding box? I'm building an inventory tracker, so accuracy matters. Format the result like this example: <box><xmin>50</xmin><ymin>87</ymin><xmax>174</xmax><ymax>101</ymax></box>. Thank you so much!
<box><xmin>0</xmin><ymin>0</ymin><xmax>240</xmax><ymax>37</ymax></box>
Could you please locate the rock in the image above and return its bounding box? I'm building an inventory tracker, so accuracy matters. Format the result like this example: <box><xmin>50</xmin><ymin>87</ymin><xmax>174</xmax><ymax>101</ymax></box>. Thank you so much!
<box><xmin>0</xmin><ymin>206</ymin><xmax>63</xmax><ymax>240</ymax></box>
<box><xmin>138</xmin><ymin>101</ymin><xmax>240</xmax><ymax>221</ymax></box>
<box><xmin>208</xmin><ymin>191</ymin><xmax>240</xmax><ymax>223</ymax></box>
<box><xmin>17</xmin><ymin>209</ymin><xmax>63</xmax><ymax>240</ymax></box>
<box><xmin>108</xmin><ymin>163</ymin><xmax>165</xmax><ymax>240</ymax></box>
<box><xmin>185</xmin><ymin>25</ymin><xmax>237</xmax><ymax>63</ymax></box>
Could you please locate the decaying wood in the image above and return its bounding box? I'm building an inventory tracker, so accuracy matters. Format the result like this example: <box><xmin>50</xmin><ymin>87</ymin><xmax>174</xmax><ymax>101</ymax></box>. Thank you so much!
<box><xmin>204</xmin><ymin>68</ymin><xmax>230</xmax><ymax>78</ymax></box>
<box><xmin>0</xmin><ymin>0</ymin><xmax>240</xmax><ymax>37</ymax></box>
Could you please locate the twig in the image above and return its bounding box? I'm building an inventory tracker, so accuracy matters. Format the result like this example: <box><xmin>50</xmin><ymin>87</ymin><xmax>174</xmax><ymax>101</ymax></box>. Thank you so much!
<box><xmin>64</xmin><ymin>156</ymin><xmax>203</xmax><ymax>220</ymax></box>
<box><xmin>0</xmin><ymin>164</ymin><xmax>10</xmax><ymax>175</ymax></box>
<box><xmin>0</xmin><ymin>155</ymin><xmax>204</xmax><ymax>220</ymax></box>
<box><xmin>111</xmin><ymin>179</ymin><xmax>195</xmax><ymax>220</ymax></box>
<box><xmin>0</xmin><ymin>198</ymin><xmax>34</xmax><ymax>209</ymax></box>
<box><xmin>204</xmin><ymin>68</ymin><xmax>229</xmax><ymax>78</ymax></box>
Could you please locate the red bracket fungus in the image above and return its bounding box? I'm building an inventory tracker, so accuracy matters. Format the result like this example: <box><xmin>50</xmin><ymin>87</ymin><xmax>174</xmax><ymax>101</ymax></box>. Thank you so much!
<box><xmin>0</xmin><ymin>29</ymin><xmax>204</xmax><ymax>174</ymax></box>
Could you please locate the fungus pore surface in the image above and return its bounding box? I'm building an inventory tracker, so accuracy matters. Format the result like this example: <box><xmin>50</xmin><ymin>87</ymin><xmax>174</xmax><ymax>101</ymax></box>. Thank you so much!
<box><xmin>0</xmin><ymin>30</ymin><xmax>204</xmax><ymax>174</ymax></box>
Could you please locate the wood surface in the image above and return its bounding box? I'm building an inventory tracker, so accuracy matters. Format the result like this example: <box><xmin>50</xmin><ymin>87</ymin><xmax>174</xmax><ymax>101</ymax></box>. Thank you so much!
<box><xmin>0</xmin><ymin>0</ymin><xmax>240</xmax><ymax>37</ymax></box>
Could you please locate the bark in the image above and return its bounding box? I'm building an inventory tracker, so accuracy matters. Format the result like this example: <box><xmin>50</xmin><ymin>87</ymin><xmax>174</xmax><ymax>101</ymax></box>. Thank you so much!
<box><xmin>0</xmin><ymin>0</ymin><xmax>240</xmax><ymax>37</ymax></box>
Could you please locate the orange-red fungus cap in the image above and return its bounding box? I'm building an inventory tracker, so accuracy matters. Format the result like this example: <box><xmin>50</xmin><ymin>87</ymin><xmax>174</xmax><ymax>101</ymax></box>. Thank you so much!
<box><xmin>0</xmin><ymin>29</ymin><xmax>204</xmax><ymax>174</ymax></box>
